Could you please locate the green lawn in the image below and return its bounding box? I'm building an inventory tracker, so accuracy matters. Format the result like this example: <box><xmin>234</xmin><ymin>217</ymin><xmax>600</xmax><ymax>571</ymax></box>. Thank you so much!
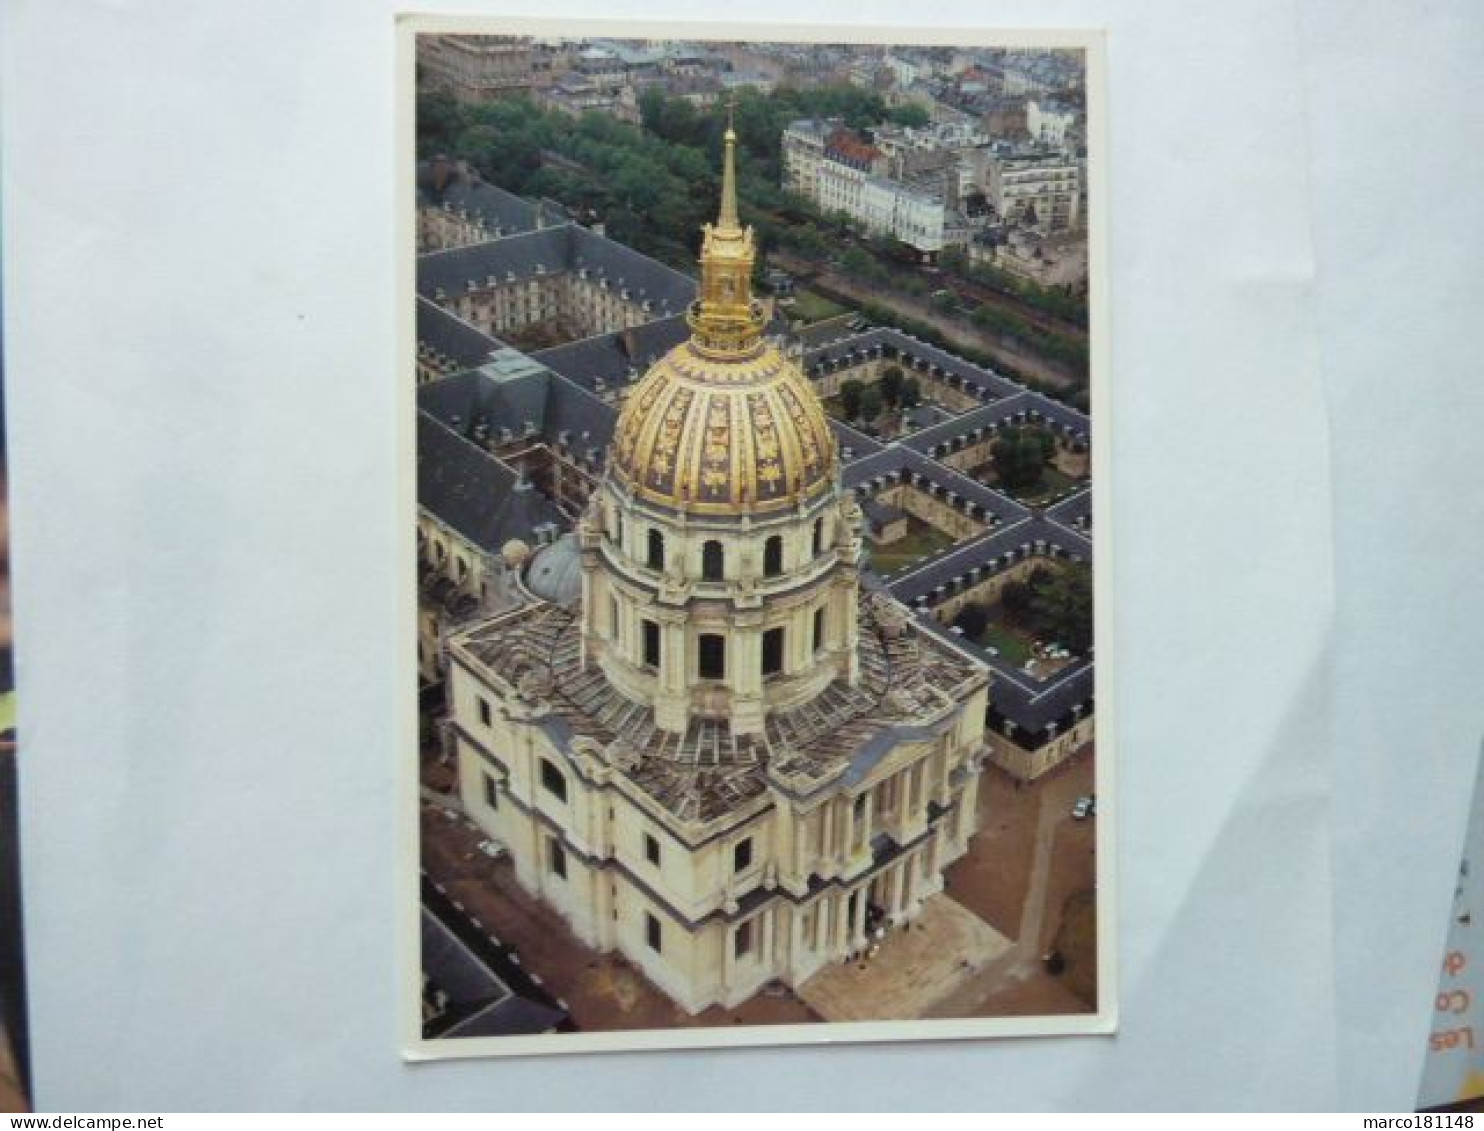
<box><xmin>975</xmin><ymin>620</ymin><xmax>1034</xmax><ymax>666</ymax></box>
<box><xmin>867</xmin><ymin>518</ymin><xmax>955</xmax><ymax>575</ymax></box>
<box><xmin>790</xmin><ymin>288</ymin><xmax>847</xmax><ymax>325</ymax></box>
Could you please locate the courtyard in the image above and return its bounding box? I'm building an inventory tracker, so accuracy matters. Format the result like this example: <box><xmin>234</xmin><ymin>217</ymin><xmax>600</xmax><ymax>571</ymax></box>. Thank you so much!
<box><xmin>865</xmin><ymin>516</ymin><xmax>956</xmax><ymax>575</ymax></box>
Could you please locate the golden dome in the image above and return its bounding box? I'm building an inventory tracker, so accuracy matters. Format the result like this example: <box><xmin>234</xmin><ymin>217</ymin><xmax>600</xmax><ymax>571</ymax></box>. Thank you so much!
<box><xmin>610</xmin><ymin>337</ymin><xmax>837</xmax><ymax>515</ymax></box>
<box><xmin>608</xmin><ymin>106</ymin><xmax>837</xmax><ymax>516</ymax></box>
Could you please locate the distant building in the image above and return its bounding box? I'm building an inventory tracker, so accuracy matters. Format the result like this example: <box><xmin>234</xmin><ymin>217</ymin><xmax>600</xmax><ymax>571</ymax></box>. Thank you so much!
<box><xmin>539</xmin><ymin>70</ymin><xmax>639</xmax><ymax>123</ymax></box>
<box><xmin>784</xmin><ymin>119</ymin><xmax>966</xmax><ymax>254</ymax></box>
<box><xmin>418</xmin><ymin>35</ymin><xmax>533</xmax><ymax>103</ymax></box>
<box><xmin>985</xmin><ymin>151</ymin><xmax>1082</xmax><ymax>232</ymax></box>
<box><xmin>1027</xmin><ymin>100</ymin><xmax>1079</xmax><ymax>149</ymax></box>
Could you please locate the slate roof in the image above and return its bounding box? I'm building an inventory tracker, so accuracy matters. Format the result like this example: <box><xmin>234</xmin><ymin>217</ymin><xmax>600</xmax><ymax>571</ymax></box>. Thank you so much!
<box><xmin>418</xmin><ymin>365</ymin><xmax>617</xmax><ymax>466</ymax></box>
<box><xmin>418</xmin><ymin>224</ymin><xmax>696</xmax><ymax>319</ymax></box>
<box><xmin>531</xmin><ymin>314</ymin><xmax>691</xmax><ymax>394</ymax></box>
<box><xmin>421</xmin><ymin>874</ymin><xmax>570</xmax><ymax>1039</ymax></box>
<box><xmin>844</xmin><ymin>445</ymin><xmax>1031</xmax><ymax>529</ymax></box>
<box><xmin>417</xmin><ymin>413</ymin><xmax>565</xmax><ymax>553</ymax></box>
<box><xmin>902</xmin><ymin>389</ymin><xmax>1090</xmax><ymax>457</ymax></box>
<box><xmin>803</xmin><ymin>327</ymin><xmax>1026</xmax><ymax>403</ymax></box>
<box><xmin>417</xmin><ymin>163</ymin><xmax>544</xmax><ymax>238</ymax></box>
<box><xmin>1046</xmin><ymin>486</ymin><xmax>1093</xmax><ymax>535</ymax></box>
<box><xmin>417</xmin><ymin>297</ymin><xmax>503</xmax><ymax>372</ymax></box>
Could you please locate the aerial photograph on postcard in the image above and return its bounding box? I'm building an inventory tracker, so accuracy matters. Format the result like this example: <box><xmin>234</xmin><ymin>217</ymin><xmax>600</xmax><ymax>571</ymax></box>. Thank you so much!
<box><xmin>409</xmin><ymin>25</ymin><xmax>1103</xmax><ymax>1051</ymax></box>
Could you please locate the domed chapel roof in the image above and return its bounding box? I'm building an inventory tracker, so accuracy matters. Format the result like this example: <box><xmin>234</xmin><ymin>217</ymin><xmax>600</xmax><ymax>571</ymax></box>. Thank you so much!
<box><xmin>608</xmin><ymin>106</ymin><xmax>837</xmax><ymax>517</ymax></box>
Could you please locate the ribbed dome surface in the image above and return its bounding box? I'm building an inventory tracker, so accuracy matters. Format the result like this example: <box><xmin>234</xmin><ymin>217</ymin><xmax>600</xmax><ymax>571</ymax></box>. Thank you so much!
<box><xmin>609</xmin><ymin>338</ymin><xmax>837</xmax><ymax>516</ymax></box>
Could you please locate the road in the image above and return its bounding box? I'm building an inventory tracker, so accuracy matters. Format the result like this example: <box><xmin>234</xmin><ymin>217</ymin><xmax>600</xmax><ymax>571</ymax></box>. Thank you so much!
<box><xmin>775</xmin><ymin>250</ymin><xmax>1081</xmax><ymax>390</ymax></box>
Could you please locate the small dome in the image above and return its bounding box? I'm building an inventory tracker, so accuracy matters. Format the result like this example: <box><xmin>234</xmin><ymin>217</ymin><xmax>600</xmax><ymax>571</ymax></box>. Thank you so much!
<box><xmin>500</xmin><ymin>539</ymin><xmax>531</xmax><ymax>568</ymax></box>
<box><xmin>525</xmin><ymin>534</ymin><xmax>582</xmax><ymax>605</ymax></box>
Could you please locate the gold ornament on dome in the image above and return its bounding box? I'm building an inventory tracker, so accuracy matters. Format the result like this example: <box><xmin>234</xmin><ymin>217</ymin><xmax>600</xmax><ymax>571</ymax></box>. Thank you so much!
<box><xmin>607</xmin><ymin>102</ymin><xmax>837</xmax><ymax>517</ymax></box>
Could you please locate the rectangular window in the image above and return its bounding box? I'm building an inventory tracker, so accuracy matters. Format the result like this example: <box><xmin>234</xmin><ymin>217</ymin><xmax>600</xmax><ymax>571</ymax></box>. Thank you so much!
<box><xmin>642</xmin><ymin>620</ymin><xmax>661</xmax><ymax>669</ymax></box>
<box><xmin>734</xmin><ymin>920</ymin><xmax>753</xmax><ymax>959</ymax></box>
<box><xmin>477</xmin><ymin>697</ymin><xmax>492</xmax><ymax>726</ymax></box>
<box><xmin>644</xmin><ymin>833</ymin><xmax>661</xmax><ymax>867</ymax></box>
<box><xmin>609</xmin><ymin>595</ymin><xmax>619</xmax><ymax>639</ymax></box>
<box><xmin>761</xmin><ymin>627</ymin><xmax>784</xmax><ymax>677</ymax></box>
<box><xmin>540</xmin><ymin>758</ymin><xmax>568</xmax><ymax>803</ymax></box>
<box><xmin>646</xmin><ymin>912</ymin><xmax>662</xmax><ymax>953</ymax></box>
<box><xmin>733</xmin><ymin>837</ymin><xmax>754</xmax><ymax>873</ymax></box>
<box><xmin>483</xmin><ymin>773</ymin><xmax>499</xmax><ymax>810</ymax></box>
<box><xmin>813</xmin><ymin>607</ymin><xmax>825</xmax><ymax>654</ymax></box>
<box><xmin>548</xmin><ymin>837</ymin><xmax>567</xmax><ymax>880</ymax></box>
<box><xmin>698</xmin><ymin>633</ymin><xmax>725</xmax><ymax>680</ymax></box>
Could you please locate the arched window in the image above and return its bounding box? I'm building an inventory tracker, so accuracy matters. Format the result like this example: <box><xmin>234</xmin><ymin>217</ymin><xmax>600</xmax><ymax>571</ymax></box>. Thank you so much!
<box><xmin>812</xmin><ymin>517</ymin><xmax>825</xmax><ymax>557</ymax></box>
<box><xmin>763</xmin><ymin>535</ymin><xmax>783</xmax><ymax>578</ymax></box>
<box><xmin>647</xmin><ymin>529</ymin><xmax>665</xmax><ymax>571</ymax></box>
<box><xmin>702</xmin><ymin>540</ymin><xmax>724</xmax><ymax>581</ymax></box>
<box><xmin>762</xmin><ymin>627</ymin><xmax>784</xmax><ymax>677</ymax></box>
<box><xmin>698</xmin><ymin>634</ymin><xmax>726</xmax><ymax>680</ymax></box>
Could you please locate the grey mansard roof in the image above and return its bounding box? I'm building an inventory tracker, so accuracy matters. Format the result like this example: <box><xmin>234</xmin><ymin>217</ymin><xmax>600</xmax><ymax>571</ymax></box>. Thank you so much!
<box><xmin>417</xmin><ymin>162</ymin><xmax>545</xmax><ymax>238</ymax></box>
<box><xmin>903</xmin><ymin>390</ymin><xmax>1090</xmax><ymax>457</ymax></box>
<box><xmin>417</xmin><ymin>297</ymin><xmax>504</xmax><ymax>371</ymax></box>
<box><xmin>417</xmin><ymin>223</ymin><xmax>696</xmax><ymax>319</ymax></box>
<box><xmin>417</xmin><ymin>413</ymin><xmax>565</xmax><ymax>554</ymax></box>
<box><xmin>531</xmin><ymin>314</ymin><xmax>691</xmax><ymax>394</ymax></box>
<box><xmin>418</xmin><ymin>363</ymin><xmax>617</xmax><ymax>467</ymax></box>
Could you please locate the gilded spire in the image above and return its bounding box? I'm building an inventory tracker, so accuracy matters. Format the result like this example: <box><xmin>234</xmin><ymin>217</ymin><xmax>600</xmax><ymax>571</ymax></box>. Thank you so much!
<box><xmin>687</xmin><ymin>97</ymin><xmax>765</xmax><ymax>357</ymax></box>
<box><xmin>718</xmin><ymin>95</ymin><xmax>740</xmax><ymax>233</ymax></box>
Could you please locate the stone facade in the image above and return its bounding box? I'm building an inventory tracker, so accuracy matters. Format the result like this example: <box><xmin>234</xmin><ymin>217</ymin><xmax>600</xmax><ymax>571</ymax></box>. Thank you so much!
<box><xmin>444</xmin><ymin>123</ymin><xmax>992</xmax><ymax>1014</ymax></box>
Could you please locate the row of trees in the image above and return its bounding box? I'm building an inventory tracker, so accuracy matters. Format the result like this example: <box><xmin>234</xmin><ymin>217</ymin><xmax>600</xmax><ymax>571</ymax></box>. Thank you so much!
<box><xmin>417</xmin><ymin>86</ymin><xmax>930</xmax><ymax>277</ymax></box>
<box><xmin>953</xmin><ymin>561</ymin><xmax>1093</xmax><ymax>655</ymax></box>
<box><xmin>937</xmin><ymin>246</ymin><xmax>1088</xmax><ymax>328</ymax></box>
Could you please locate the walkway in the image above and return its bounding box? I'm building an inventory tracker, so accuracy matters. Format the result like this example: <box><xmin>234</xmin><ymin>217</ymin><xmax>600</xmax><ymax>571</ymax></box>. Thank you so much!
<box><xmin>797</xmin><ymin>895</ymin><xmax>1011</xmax><ymax>1022</ymax></box>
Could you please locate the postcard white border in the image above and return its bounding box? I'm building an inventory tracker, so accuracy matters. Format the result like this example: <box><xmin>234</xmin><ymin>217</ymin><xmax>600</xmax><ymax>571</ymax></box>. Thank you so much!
<box><xmin>395</xmin><ymin>12</ymin><xmax>1115</xmax><ymax>1060</ymax></box>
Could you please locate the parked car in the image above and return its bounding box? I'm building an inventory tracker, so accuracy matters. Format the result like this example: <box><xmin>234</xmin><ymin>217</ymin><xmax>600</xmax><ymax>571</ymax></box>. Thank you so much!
<box><xmin>1072</xmin><ymin>795</ymin><xmax>1096</xmax><ymax>820</ymax></box>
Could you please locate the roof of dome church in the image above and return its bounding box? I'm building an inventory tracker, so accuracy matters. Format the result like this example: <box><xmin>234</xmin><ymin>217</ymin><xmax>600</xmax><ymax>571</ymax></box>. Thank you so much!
<box><xmin>606</xmin><ymin>109</ymin><xmax>837</xmax><ymax>517</ymax></box>
<box><xmin>609</xmin><ymin>339</ymin><xmax>836</xmax><ymax>515</ymax></box>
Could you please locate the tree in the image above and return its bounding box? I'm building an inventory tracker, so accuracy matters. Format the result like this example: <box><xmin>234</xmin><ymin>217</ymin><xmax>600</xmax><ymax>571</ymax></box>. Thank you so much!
<box><xmin>886</xmin><ymin>103</ymin><xmax>931</xmax><ymax>128</ymax></box>
<box><xmin>880</xmin><ymin>365</ymin><xmax>905</xmax><ymax>407</ymax></box>
<box><xmin>953</xmin><ymin>602</ymin><xmax>990</xmax><ymax>640</ymax></box>
<box><xmin>900</xmin><ymin>376</ymin><xmax>923</xmax><ymax>408</ymax></box>
<box><xmin>859</xmin><ymin>384</ymin><xmax>885</xmax><ymax>423</ymax></box>
<box><xmin>1000</xmin><ymin>578</ymin><xmax>1033</xmax><ymax>619</ymax></box>
<box><xmin>1030</xmin><ymin>562</ymin><xmax>1093</xmax><ymax>653</ymax></box>
<box><xmin>841</xmin><ymin>246</ymin><xmax>875</xmax><ymax>277</ymax></box>
<box><xmin>991</xmin><ymin>424</ymin><xmax>1053</xmax><ymax>493</ymax></box>
<box><xmin>840</xmin><ymin>379</ymin><xmax>864</xmax><ymax>421</ymax></box>
<box><xmin>938</xmin><ymin>247</ymin><xmax>969</xmax><ymax>275</ymax></box>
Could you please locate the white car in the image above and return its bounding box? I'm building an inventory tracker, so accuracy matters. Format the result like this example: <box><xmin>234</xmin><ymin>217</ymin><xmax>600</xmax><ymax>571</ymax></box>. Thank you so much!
<box><xmin>1072</xmin><ymin>795</ymin><xmax>1096</xmax><ymax>820</ymax></box>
